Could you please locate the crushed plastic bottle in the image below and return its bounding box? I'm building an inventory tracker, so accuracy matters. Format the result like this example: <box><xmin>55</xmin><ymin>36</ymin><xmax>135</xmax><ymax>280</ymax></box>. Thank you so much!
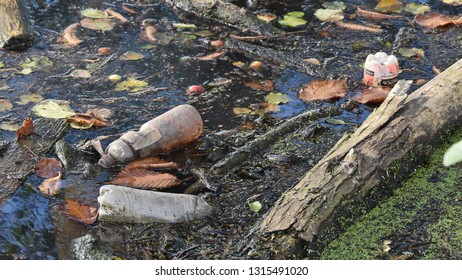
<box><xmin>363</xmin><ymin>52</ymin><xmax>399</xmax><ymax>87</ymax></box>
<box><xmin>98</xmin><ymin>104</ymin><xmax>203</xmax><ymax>168</ymax></box>
<box><xmin>98</xmin><ymin>185</ymin><xmax>213</xmax><ymax>223</ymax></box>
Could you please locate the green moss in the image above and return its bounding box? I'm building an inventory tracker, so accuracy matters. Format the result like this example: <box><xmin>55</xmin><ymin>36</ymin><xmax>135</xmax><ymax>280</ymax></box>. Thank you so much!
<box><xmin>321</xmin><ymin>129</ymin><xmax>462</xmax><ymax>259</ymax></box>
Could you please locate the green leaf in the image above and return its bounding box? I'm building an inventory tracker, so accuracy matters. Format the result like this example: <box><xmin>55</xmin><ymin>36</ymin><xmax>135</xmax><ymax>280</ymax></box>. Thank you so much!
<box><xmin>441</xmin><ymin>0</ymin><xmax>462</xmax><ymax>6</ymax></box>
<box><xmin>70</xmin><ymin>122</ymin><xmax>93</xmax><ymax>130</ymax></box>
<box><xmin>249</xmin><ymin>201</ymin><xmax>262</xmax><ymax>213</ymax></box>
<box><xmin>80</xmin><ymin>8</ymin><xmax>110</xmax><ymax>18</ymax></box>
<box><xmin>32</xmin><ymin>100</ymin><xmax>76</xmax><ymax>119</ymax></box>
<box><xmin>404</xmin><ymin>3</ymin><xmax>431</xmax><ymax>15</ymax></box>
<box><xmin>0</xmin><ymin>62</ymin><xmax>4</xmax><ymax>69</ymax></box>
<box><xmin>19</xmin><ymin>56</ymin><xmax>53</xmax><ymax>71</ymax></box>
<box><xmin>19</xmin><ymin>68</ymin><xmax>33</xmax><ymax>75</ymax></box>
<box><xmin>398</xmin><ymin>47</ymin><xmax>425</xmax><ymax>58</ymax></box>
<box><xmin>326</xmin><ymin>118</ymin><xmax>347</xmax><ymax>125</ymax></box>
<box><xmin>264</xmin><ymin>92</ymin><xmax>289</xmax><ymax>104</ymax></box>
<box><xmin>17</xmin><ymin>93</ymin><xmax>44</xmax><ymax>105</ymax></box>
<box><xmin>375</xmin><ymin>0</ymin><xmax>404</xmax><ymax>13</ymax></box>
<box><xmin>194</xmin><ymin>30</ymin><xmax>213</xmax><ymax>37</ymax></box>
<box><xmin>314</xmin><ymin>8</ymin><xmax>344</xmax><ymax>22</ymax></box>
<box><xmin>172</xmin><ymin>23</ymin><xmax>198</xmax><ymax>29</ymax></box>
<box><xmin>233</xmin><ymin>107</ymin><xmax>253</xmax><ymax>116</ymax></box>
<box><xmin>444</xmin><ymin>140</ymin><xmax>462</xmax><ymax>166</ymax></box>
<box><xmin>323</xmin><ymin>1</ymin><xmax>346</xmax><ymax>10</ymax></box>
<box><xmin>278</xmin><ymin>16</ymin><xmax>307</xmax><ymax>27</ymax></box>
<box><xmin>115</xmin><ymin>79</ymin><xmax>148</xmax><ymax>92</ymax></box>
<box><xmin>141</xmin><ymin>44</ymin><xmax>157</xmax><ymax>50</ymax></box>
<box><xmin>119</xmin><ymin>51</ymin><xmax>145</xmax><ymax>61</ymax></box>
<box><xmin>286</xmin><ymin>11</ymin><xmax>305</xmax><ymax>18</ymax></box>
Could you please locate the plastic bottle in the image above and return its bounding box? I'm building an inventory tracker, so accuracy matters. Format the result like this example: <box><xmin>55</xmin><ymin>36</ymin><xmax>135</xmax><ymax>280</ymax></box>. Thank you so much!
<box><xmin>98</xmin><ymin>104</ymin><xmax>203</xmax><ymax>168</ymax></box>
<box><xmin>97</xmin><ymin>185</ymin><xmax>213</xmax><ymax>223</ymax></box>
<box><xmin>363</xmin><ymin>52</ymin><xmax>399</xmax><ymax>87</ymax></box>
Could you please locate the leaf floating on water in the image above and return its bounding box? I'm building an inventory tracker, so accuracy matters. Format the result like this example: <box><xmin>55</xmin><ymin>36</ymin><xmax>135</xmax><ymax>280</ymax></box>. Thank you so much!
<box><xmin>304</xmin><ymin>58</ymin><xmax>321</xmax><ymax>65</ymax></box>
<box><xmin>115</xmin><ymin>79</ymin><xmax>148</xmax><ymax>92</ymax></box>
<box><xmin>414</xmin><ymin>12</ymin><xmax>456</xmax><ymax>29</ymax></box>
<box><xmin>441</xmin><ymin>0</ymin><xmax>462</xmax><ymax>6</ymax></box>
<box><xmin>86</xmin><ymin>108</ymin><xmax>113</xmax><ymax>119</ymax></box>
<box><xmin>70</xmin><ymin>69</ymin><xmax>92</xmax><ymax>78</ymax></box>
<box><xmin>314</xmin><ymin>8</ymin><xmax>344</xmax><ymax>22</ymax></box>
<box><xmin>80</xmin><ymin>18</ymin><xmax>115</xmax><ymax>31</ymax></box>
<box><xmin>432</xmin><ymin>66</ymin><xmax>442</xmax><ymax>75</ymax></box>
<box><xmin>413</xmin><ymin>78</ymin><xmax>427</xmax><ymax>86</ymax></box>
<box><xmin>35</xmin><ymin>158</ymin><xmax>63</xmax><ymax>178</ymax></box>
<box><xmin>278</xmin><ymin>15</ymin><xmax>307</xmax><ymax>27</ymax></box>
<box><xmin>140</xmin><ymin>24</ymin><xmax>159</xmax><ymax>43</ymax></box>
<box><xmin>105</xmin><ymin>9</ymin><xmax>129</xmax><ymax>24</ymax></box>
<box><xmin>443</xmin><ymin>140</ymin><xmax>462</xmax><ymax>166</ymax></box>
<box><xmin>0</xmin><ymin>121</ymin><xmax>20</xmax><ymax>131</ymax></box>
<box><xmin>355</xmin><ymin>87</ymin><xmax>391</xmax><ymax>104</ymax></box>
<box><xmin>257</xmin><ymin>13</ymin><xmax>278</xmax><ymax>22</ymax></box>
<box><xmin>326</xmin><ymin>118</ymin><xmax>347</xmax><ymax>125</ymax></box>
<box><xmin>404</xmin><ymin>3</ymin><xmax>431</xmax><ymax>15</ymax></box>
<box><xmin>249</xmin><ymin>201</ymin><xmax>262</xmax><ymax>213</ymax></box>
<box><xmin>19</xmin><ymin>68</ymin><xmax>33</xmax><ymax>75</ymax></box>
<box><xmin>67</xmin><ymin>112</ymin><xmax>111</xmax><ymax>128</ymax></box>
<box><xmin>286</xmin><ymin>11</ymin><xmax>305</xmax><ymax>18</ymax></box>
<box><xmin>375</xmin><ymin>0</ymin><xmax>404</xmax><ymax>13</ymax></box>
<box><xmin>0</xmin><ymin>98</ymin><xmax>13</xmax><ymax>112</ymax></box>
<box><xmin>356</xmin><ymin>8</ymin><xmax>402</xmax><ymax>20</ymax></box>
<box><xmin>119</xmin><ymin>51</ymin><xmax>145</xmax><ymax>61</ymax></box>
<box><xmin>80</xmin><ymin>8</ymin><xmax>110</xmax><ymax>18</ymax></box>
<box><xmin>299</xmin><ymin>80</ymin><xmax>347</xmax><ymax>102</ymax></box>
<box><xmin>32</xmin><ymin>100</ymin><xmax>76</xmax><ymax>119</ymax></box>
<box><xmin>0</xmin><ymin>62</ymin><xmax>4</xmax><ymax>68</ymax></box>
<box><xmin>398</xmin><ymin>47</ymin><xmax>425</xmax><ymax>58</ymax></box>
<box><xmin>109</xmin><ymin>169</ymin><xmax>182</xmax><ymax>190</ymax></box>
<box><xmin>17</xmin><ymin>93</ymin><xmax>43</xmax><ymax>105</ymax></box>
<box><xmin>39</xmin><ymin>172</ymin><xmax>63</xmax><ymax>196</ymax></box>
<box><xmin>323</xmin><ymin>1</ymin><xmax>346</xmax><ymax>10</ymax></box>
<box><xmin>264</xmin><ymin>92</ymin><xmax>289</xmax><ymax>104</ymax></box>
<box><xmin>245</xmin><ymin>80</ymin><xmax>274</xmax><ymax>91</ymax></box>
<box><xmin>57</xmin><ymin>23</ymin><xmax>83</xmax><ymax>47</ymax></box>
<box><xmin>125</xmin><ymin>156</ymin><xmax>181</xmax><ymax>170</ymax></box>
<box><xmin>172</xmin><ymin>23</ymin><xmax>198</xmax><ymax>29</ymax></box>
<box><xmin>62</xmin><ymin>199</ymin><xmax>98</xmax><ymax>224</ymax></box>
<box><xmin>197</xmin><ymin>51</ymin><xmax>223</xmax><ymax>60</ymax></box>
<box><xmin>19</xmin><ymin>56</ymin><xmax>53</xmax><ymax>71</ymax></box>
<box><xmin>16</xmin><ymin>118</ymin><xmax>34</xmax><ymax>139</ymax></box>
<box><xmin>233</xmin><ymin>107</ymin><xmax>253</xmax><ymax>116</ymax></box>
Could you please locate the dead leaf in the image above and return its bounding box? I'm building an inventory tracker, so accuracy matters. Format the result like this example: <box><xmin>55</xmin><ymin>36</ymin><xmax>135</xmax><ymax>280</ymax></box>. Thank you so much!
<box><xmin>109</xmin><ymin>168</ymin><xmax>182</xmax><ymax>190</ymax></box>
<box><xmin>105</xmin><ymin>9</ymin><xmax>129</xmax><ymax>24</ymax></box>
<box><xmin>122</xmin><ymin>5</ymin><xmax>138</xmax><ymax>15</ymax></box>
<box><xmin>414</xmin><ymin>78</ymin><xmax>427</xmax><ymax>86</ymax></box>
<box><xmin>35</xmin><ymin>158</ymin><xmax>63</xmax><ymax>178</ymax></box>
<box><xmin>304</xmin><ymin>58</ymin><xmax>321</xmax><ymax>65</ymax></box>
<box><xmin>125</xmin><ymin>156</ymin><xmax>181</xmax><ymax>170</ymax></box>
<box><xmin>299</xmin><ymin>80</ymin><xmax>347</xmax><ymax>101</ymax></box>
<box><xmin>335</xmin><ymin>21</ymin><xmax>383</xmax><ymax>33</ymax></box>
<box><xmin>57</xmin><ymin>23</ymin><xmax>82</xmax><ymax>47</ymax></box>
<box><xmin>16</xmin><ymin>118</ymin><xmax>34</xmax><ymax>139</ymax></box>
<box><xmin>197</xmin><ymin>51</ymin><xmax>223</xmax><ymax>60</ymax></box>
<box><xmin>140</xmin><ymin>24</ymin><xmax>158</xmax><ymax>43</ymax></box>
<box><xmin>62</xmin><ymin>199</ymin><xmax>98</xmax><ymax>224</ymax></box>
<box><xmin>245</xmin><ymin>80</ymin><xmax>274</xmax><ymax>91</ymax></box>
<box><xmin>432</xmin><ymin>66</ymin><xmax>442</xmax><ymax>75</ymax></box>
<box><xmin>249</xmin><ymin>61</ymin><xmax>263</xmax><ymax>71</ymax></box>
<box><xmin>257</xmin><ymin>13</ymin><xmax>278</xmax><ymax>22</ymax></box>
<box><xmin>375</xmin><ymin>0</ymin><xmax>404</xmax><ymax>13</ymax></box>
<box><xmin>86</xmin><ymin>108</ymin><xmax>113</xmax><ymax>119</ymax></box>
<box><xmin>355</xmin><ymin>87</ymin><xmax>391</xmax><ymax>104</ymax></box>
<box><xmin>414</xmin><ymin>12</ymin><xmax>456</xmax><ymax>29</ymax></box>
<box><xmin>356</xmin><ymin>7</ymin><xmax>402</xmax><ymax>20</ymax></box>
<box><xmin>260</xmin><ymin>102</ymin><xmax>279</xmax><ymax>112</ymax></box>
<box><xmin>39</xmin><ymin>172</ymin><xmax>62</xmax><ymax>195</ymax></box>
<box><xmin>67</xmin><ymin>113</ymin><xmax>111</xmax><ymax>127</ymax></box>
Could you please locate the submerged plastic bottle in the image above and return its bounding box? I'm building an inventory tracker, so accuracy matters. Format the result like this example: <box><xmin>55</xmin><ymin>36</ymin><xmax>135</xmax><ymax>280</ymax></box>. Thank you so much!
<box><xmin>98</xmin><ymin>185</ymin><xmax>213</xmax><ymax>223</ymax></box>
<box><xmin>98</xmin><ymin>104</ymin><xmax>203</xmax><ymax>168</ymax></box>
<box><xmin>363</xmin><ymin>52</ymin><xmax>399</xmax><ymax>87</ymax></box>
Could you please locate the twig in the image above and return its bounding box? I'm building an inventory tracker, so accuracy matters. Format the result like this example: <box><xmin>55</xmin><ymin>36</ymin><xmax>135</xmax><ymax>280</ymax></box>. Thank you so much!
<box><xmin>229</xmin><ymin>30</ymin><xmax>307</xmax><ymax>41</ymax></box>
<box><xmin>128</xmin><ymin>86</ymin><xmax>171</xmax><ymax>96</ymax></box>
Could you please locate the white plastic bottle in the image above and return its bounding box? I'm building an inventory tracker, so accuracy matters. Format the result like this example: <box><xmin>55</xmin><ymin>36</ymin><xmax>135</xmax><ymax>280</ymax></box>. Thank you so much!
<box><xmin>364</xmin><ymin>52</ymin><xmax>399</xmax><ymax>87</ymax></box>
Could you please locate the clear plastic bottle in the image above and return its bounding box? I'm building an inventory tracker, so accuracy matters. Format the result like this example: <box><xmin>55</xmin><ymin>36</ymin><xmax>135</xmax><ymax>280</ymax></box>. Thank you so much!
<box><xmin>364</xmin><ymin>52</ymin><xmax>399</xmax><ymax>87</ymax></box>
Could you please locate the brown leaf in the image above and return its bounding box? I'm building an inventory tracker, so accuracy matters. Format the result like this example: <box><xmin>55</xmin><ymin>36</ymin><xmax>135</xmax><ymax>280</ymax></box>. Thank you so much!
<box><xmin>259</xmin><ymin>102</ymin><xmax>279</xmax><ymax>112</ymax></box>
<box><xmin>355</xmin><ymin>87</ymin><xmax>391</xmax><ymax>104</ymax></box>
<box><xmin>432</xmin><ymin>66</ymin><xmax>442</xmax><ymax>75</ymax></box>
<box><xmin>125</xmin><ymin>156</ymin><xmax>181</xmax><ymax>170</ymax></box>
<box><xmin>16</xmin><ymin>118</ymin><xmax>34</xmax><ymax>139</ymax></box>
<box><xmin>122</xmin><ymin>5</ymin><xmax>138</xmax><ymax>15</ymax></box>
<box><xmin>245</xmin><ymin>80</ymin><xmax>274</xmax><ymax>91</ymax></box>
<box><xmin>414</xmin><ymin>12</ymin><xmax>455</xmax><ymax>29</ymax></box>
<box><xmin>35</xmin><ymin>158</ymin><xmax>63</xmax><ymax>178</ymax></box>
<box><xmin>105</xmin><ymin>9</ymin><xmax>129</xmax><ymax>24</ymax></box>
<box><xmin>197</xmin><ymin>51</ymin><xmax>223</xmax><ymax>60</ymax></box>
<box><xmin>109</xmin><ymin>168</ymin><xmax>182</xmax><ymax>190</ymax></box>
<box><xmin>335</xmin><ymin>21</ymin><xmax>383</xmax><ymax>33</ymax></box>
<box><xmin>62</xmin><ymin>199</ymin><xmax>98</xmax><ymax>224</ymax></box>
<box><xmin>39</xmin><ymin>172</ymin><xmax>62</xmax><ymax>195</ymax></box>
<box><xmin>67</xmin><ymin>113</ymin><xmax>111</xmax><ymax>127</ymax></box>
<box><xmin>413</xmin><ymin>79</ymin><xmax>427</xmax><ymax>86</ymax></box>
<box><xmin>299</xmin><ymin>80</ymin><xmax>347</xmax><ymax>102</ymax></box>
<box><xmin>356</xmin><ymin>8</ymin><xmax>402</xmax><ymax>20</ymax></box>
<box><xmin>140</xmin><ymin>24</ymin><xmax>158</xmax><ymax>43</ymax></box>
<box><xmin>58</xmin><ymin>23</ymin><xmax>83</xmax><ymax>47</ymax></box>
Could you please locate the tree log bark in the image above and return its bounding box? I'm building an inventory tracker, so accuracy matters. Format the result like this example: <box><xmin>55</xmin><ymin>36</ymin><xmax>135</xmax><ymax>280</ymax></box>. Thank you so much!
<box><xmin>0</xmin><ymin>119</ymin><xmax>68</xmax><ymax>205</ymax></box>
<box><xmin>161</xmin><ymin>0</ymin><xmax>282</xmax><ymax>35</ymax></box>
<box><xmin>0</xmin><ymin>0</ymin><xmax>34</xmax><ymax>50</ymax></box>
<box><xmin>258</xmin><ymin>58</ymin><xmax>462</xmax><ymax>255</ymax></box>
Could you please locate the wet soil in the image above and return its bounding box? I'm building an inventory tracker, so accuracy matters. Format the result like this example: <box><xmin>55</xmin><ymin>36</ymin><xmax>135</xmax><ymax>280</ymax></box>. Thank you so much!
<box><xmin>0</xmin><ymin>0</ymin><xmax>461</xmax><ymax>259</ymax></box>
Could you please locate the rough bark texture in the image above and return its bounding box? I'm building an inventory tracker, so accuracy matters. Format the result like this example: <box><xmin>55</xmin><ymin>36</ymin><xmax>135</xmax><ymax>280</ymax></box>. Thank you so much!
<box><xmin>259</xmin><ymin>58</ymin><xmax>462</xmax><ymax>248</ymax></box>
<box><xmin>0</xmin><ymin>0</ymin><xmax>34</xmax><ymax>50</ymax></box>
<box><xmin>0</xmin><ymin>118</ymin><xmax>68</xmax><ymax>205</ymax></box>
<box><xmin>161</xmin><ymin>0</ymin><xmax>282</xmax><ymax>35</ymax></box>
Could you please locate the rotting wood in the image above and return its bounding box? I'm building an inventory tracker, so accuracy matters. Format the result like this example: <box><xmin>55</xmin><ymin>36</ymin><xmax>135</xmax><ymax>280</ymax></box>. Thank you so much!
<box><xmin>258</xmin><ymin>58</ymin><xmax>462</xmax><ymax>258</ymax></box>
<box><xmin>211</xmin><ymin>106</ymin><xmax>342</xmax><ymax>175</ymax></box>
<box><xmin>0</xmin><ymin>118</ymin><xmax>68</xmax><ymax>205</ymax></box>
<box><xmin>161</xmin><ymin>0</ymin><xmax>282</xmax><ymax>36</ymax></box>
<box><xmin>225</xmin><ymin>38</ymin><xmax>322</xmax><ymax>77</ymax></box>
<box><xmin>0</xmin><ymin>0</ymin><xmax>34</xmax><ymax>50</ymax></box>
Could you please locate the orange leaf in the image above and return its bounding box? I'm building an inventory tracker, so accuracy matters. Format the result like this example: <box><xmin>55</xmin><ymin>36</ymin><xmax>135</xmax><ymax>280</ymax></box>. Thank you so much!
<box><xmin>259</xmin><ymin>102</ymin><xmax>279</xmax><ymax>112</ymax></box>
<box><xmin>39</xmin><ymin>172</ymin><xmax>62</xmax><ymax>195</ymax></box>
<box><xmin>58</xmin><ymin>23</ymin><xmax>83</xmax><ymax>47</ymax></box>
<box><xmin>35</xmin><ymin>158</ymin><xmax>63</xmax><ymax>178</ymax></box>
<box><xmin>62</xmin><ymin>199</ymin><xmax>98</xmax><ymax>224</ymax></box>
<box><xmin>125</xmin><ymin>156</ymin><xmax>181</xmax><ymax>170</ymax></box>
<box><xmin>197</xmin><ymin>51</ymin><xmax>223</xmax><ymax>60</ymax></box>
<box><xmin>109</xmin><ymin>168</ymin><xmax>181</xmax><ymax>189</ymax></box>
<box><xmin>356</xmin><ymin>8</ymin><xmax>402</xmax><ymax>20</ymax></box>
<box><xmin>16</xmin><ymin>118</ymin><xmax>34</xmax><ymax>139</ymax></box>
<box><xmin>432</xmin><ymin>66</ymin><xmax>442</xmax><ymax>75</ymax></box>
<box><xmin>335</xmin><ymin>21</ymin><xmax>383</xmax><ymax>33</ymax></box>
<box><xmin>122</xmin><ymin>5</ymin><xmax>138</xmax><ymax>15</ymax></box>
<box><xmin>105</xmin><ymin>9</ymin><xmax>129</xmax><ymax>24</ymax></box>
<box><xmin>245</xmin><ymin>80</ymin><xmax>274</xmax><ymax>91</ymax></box>
<box><xmin>299</xmin><ymin>80</ymin><xmax>347</xmax><ymax>102</ymax></box>
<box><xmin>355</xmin><ymin>87</ymin><xmax>391</xmax><ymax>104</ymax></box>
<box><xmin>413</xmin><ymin>79</ymin><xmax>427</xmax><ymax>86</ymax></box>
<box><xmin>414</xmin><ymin>12</ymin><xmax>455</xmax><ymax>29</ymax></box>
<box><xmin>140</xmin><ymin>24</ymin><xmax>158</xmax><ymax>43</ymax></box>
<box><xmin>67</xmin><ymin>113</ymin><xmax>111</xmax><ymax>127</ymax></box>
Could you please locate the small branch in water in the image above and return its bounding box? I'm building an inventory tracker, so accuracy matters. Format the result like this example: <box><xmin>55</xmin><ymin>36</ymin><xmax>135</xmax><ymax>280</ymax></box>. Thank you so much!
<box><xmin>229</xmin><ymin>30</ymin><xmax>307</xmax><ymax>41</ymax></box>
<box><xmin>128</xmin><ymin>87</ymin><xmax>171</xmax><ymax>96</ymax></box>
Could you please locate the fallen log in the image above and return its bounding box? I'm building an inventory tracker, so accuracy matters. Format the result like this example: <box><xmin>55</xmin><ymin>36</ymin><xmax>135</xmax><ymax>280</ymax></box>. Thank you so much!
<box><xmin>161</xmin><ymin>0</ymin><xmax>282</xmax><ymax>35</ymax></box>
<box><xmin>0</xmin><ymin>0</ymin><xmax>34</xmax><ymax>50</ymax></box>
<box><xmin>0</xmin><ymin>118</ymin><xmax>68</xmax><ymax>205</ymax></box>
<box><xmin>258</xmin><ymin>58</ymin><xmax>462</xmax><ymax>258</ymax></box>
